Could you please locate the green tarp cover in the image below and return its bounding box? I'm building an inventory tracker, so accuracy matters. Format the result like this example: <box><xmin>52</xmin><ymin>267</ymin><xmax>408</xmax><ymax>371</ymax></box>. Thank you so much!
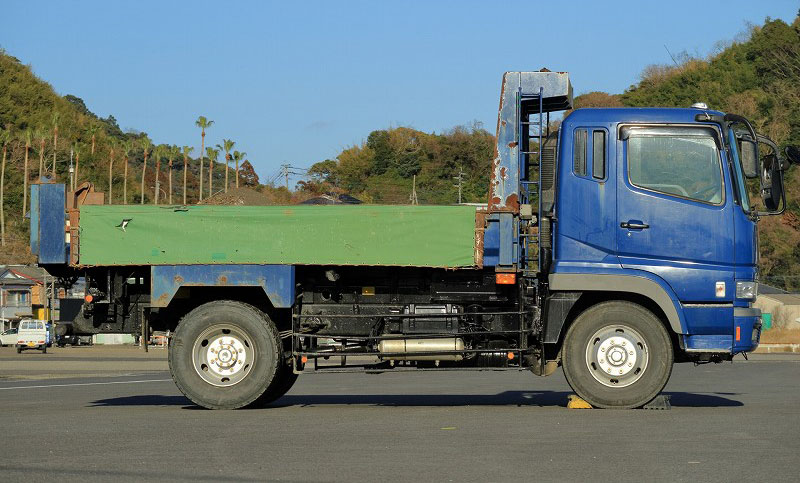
<box><xmin>78</xmin><ymin>205</ymin><xmax>477</xmax><ymax>267</ymax></box>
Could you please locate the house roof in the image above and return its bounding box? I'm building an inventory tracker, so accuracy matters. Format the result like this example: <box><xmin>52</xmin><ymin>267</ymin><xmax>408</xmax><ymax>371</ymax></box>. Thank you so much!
<box><xmin>0</xmin><ymin>265</ymin><xmax>49</xmax><ymax>285</ymax></box>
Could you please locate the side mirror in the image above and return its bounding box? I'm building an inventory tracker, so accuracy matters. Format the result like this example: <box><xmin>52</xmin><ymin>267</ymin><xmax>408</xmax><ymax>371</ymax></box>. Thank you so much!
<box><xmin>761</xmin><ymin>153</ymin><xmax>783</xmax><ymax>212</ymax></box>
<box><xmin>786</xmin><ymin>146</ymin><xmax>800</xmax><ymax>166</ymax></box>
<box><xmin>740</xmin><ymin>139</ymin><xmax>759</xmax><ymax>178</ymax></box>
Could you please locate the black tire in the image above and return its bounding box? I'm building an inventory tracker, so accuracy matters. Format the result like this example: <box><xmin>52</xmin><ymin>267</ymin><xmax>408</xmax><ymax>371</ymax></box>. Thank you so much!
<box><xmin>250</xmin><ymin>363</ymin><xmax>299</xmax><ymax>407</ymax></box>
<box><xmin>169</xmin><ymin>300</ymin><xmax>282</xmax><ymax>410</ymax></box>
<box><xmin>42</xmin><ymin>346</ymin><xmax>47</xmax><ymax>354</ymax></box>
<box><xmin>562</xmin><ymin>301</ymin><xmax>673</xmax><ymax>409</ymax></box>
<box><xmin>16</xmin><ymin>345</ymin><xmax>22</xmax><ymax>354</ymax></box>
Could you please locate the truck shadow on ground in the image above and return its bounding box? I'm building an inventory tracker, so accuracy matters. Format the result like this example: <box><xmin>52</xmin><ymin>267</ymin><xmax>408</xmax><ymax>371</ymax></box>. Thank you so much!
<box><xmin>89</xmin><ymin>391</ymin><xmax>742</xmax><ymax>409</ymax></box>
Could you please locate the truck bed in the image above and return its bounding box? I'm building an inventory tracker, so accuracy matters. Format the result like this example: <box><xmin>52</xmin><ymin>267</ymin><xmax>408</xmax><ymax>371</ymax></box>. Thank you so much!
<box><xmin>76</xmin><ymin>204</ymin><xmax>478</xmax><ymax>267</ymax></box>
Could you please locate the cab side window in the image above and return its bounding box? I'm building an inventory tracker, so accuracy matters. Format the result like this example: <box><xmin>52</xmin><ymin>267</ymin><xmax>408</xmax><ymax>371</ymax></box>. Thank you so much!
<box><xmin>628</xmin><ymin>133</ymin><xmax>723</xmax><ymax>204</ymax></box>
<box><xmin>574</xmin><ymin>128</ymin><xmax>607</xmax><ymax>180</ymax></box>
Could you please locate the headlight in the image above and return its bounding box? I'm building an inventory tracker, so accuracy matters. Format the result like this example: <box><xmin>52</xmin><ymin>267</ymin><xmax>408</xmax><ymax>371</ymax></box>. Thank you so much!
<box><xmin>736</xmin><ymin>281</ymin><xmax>757</xmax><ymax>300</ymax></box>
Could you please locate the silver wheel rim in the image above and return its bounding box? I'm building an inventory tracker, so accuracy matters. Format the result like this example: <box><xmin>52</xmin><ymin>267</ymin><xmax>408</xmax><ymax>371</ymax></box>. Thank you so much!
<box><xmin>585</xmin><ymin>324</ymin><xmax>649</xmax><ymax>388</ymax></box>
<box><xmin>192</xmin><ymin>324</ymin><xmax>255</xmax><ymax>387</ymax></box>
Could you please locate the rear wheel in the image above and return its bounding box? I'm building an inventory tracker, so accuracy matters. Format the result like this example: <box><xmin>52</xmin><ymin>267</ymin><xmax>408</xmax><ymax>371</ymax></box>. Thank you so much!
<box><xmin>16</xmin><ymin>345</ymin><xmax>22</xmax><ymax>354</ymax></box>
<box><xmin>169</xmin><ymin>300</ymin><xmax>282</xmax><ymax>409</ymax></box>
<box><xmin>250</xmin><ymin>363</ymin><xmax>299</xmax><ymax>407</ymax></box>
<box><xmin>42</xmin><ymin>345</ymin><xmax>47</xmax><ymax>354</ymax></box>
<box><xmin>562</xmin><ymin>301</ymin><xmax>673</xmax><ymax>409</ymax></box>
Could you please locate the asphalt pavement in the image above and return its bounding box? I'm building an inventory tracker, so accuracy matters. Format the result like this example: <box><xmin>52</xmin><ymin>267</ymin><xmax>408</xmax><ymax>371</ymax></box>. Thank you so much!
<box><xmin>0</xmin><ymin>346</ymin><xmax>798</xmax><ymax>482</ymax></box>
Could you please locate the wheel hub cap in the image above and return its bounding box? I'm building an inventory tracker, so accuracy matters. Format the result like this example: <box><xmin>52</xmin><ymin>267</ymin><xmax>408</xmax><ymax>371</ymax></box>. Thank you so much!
<box><xmin>192</xmin><ymin>325</ymin><xmax>254</xmax><ymax>387</ymax></box>
<box><xmin>586</xmin><ymin>325</ymin><xmax>649</xmax><ymax>388</ymax></box>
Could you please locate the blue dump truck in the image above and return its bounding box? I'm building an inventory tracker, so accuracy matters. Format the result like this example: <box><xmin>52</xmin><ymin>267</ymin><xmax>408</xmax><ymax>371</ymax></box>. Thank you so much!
<box><xmin>29</xmin><ymin>71</ymin><xmax>798</xmax><ymax>409</ymax></box>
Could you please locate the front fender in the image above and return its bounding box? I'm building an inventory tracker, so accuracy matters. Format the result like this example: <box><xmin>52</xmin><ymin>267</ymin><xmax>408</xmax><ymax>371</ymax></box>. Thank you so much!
<box><xmin>548</xmin><ymin>270</ymin><xmax>687</xmax><ymax>334</ymax></box>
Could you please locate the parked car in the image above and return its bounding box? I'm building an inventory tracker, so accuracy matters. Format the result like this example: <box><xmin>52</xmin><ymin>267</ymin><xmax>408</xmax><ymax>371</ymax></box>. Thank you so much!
<box><xmin>16</xmin><ymin>319</ymin><xmax>48</xmax><ymax>353</ymax></box>
<box><xmin>56</xmin><ymin>333</ymin><xmax>81</xmax><ymax>347</ymax></box>
<box><xmin>0</xmin><ymin>327</ymin><xmax>18</xmax><ymax>346</ymax></box>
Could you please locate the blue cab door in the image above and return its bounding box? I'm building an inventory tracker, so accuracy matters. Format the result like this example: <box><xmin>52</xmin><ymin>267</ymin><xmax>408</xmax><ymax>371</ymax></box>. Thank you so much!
<box><xmin>616</xmin><ymin>125</ymin><xmax>735</xmax><ymax>305</ymax></box>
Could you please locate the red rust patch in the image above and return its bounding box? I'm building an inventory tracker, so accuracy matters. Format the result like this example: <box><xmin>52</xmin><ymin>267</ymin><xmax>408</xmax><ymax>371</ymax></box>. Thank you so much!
<box><xmin>507</xmin><ymin>141</ymin><xmax>518</xmax><ymax>148</ymax></box>
<box><xmin>218</xmin><ymin>275</ymin><xmax>228</xmax><ymax>284</ymax></box>
<box><xmin>174</xmin><ymin>275</ymin><xmax>184</xmax><ymax>284</ymax></box>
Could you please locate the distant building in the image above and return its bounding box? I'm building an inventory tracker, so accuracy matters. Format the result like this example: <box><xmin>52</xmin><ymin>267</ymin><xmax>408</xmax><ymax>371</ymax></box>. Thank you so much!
<box><xmin>0</xmin><ymin>265</ymin><xmax>49</xmax><ymax>332</ymax></box>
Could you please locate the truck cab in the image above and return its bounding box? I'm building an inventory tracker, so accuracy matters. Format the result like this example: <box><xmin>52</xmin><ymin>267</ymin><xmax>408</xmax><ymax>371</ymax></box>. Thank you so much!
<box><xmin>552</xmin><ymin>108</ymin><xmax>760</xmax><ymax>355</ymax></box>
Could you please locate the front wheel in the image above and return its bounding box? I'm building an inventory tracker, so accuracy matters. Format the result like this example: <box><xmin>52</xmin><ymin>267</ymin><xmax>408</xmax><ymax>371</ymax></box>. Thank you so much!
<box><xmin>169</xmin><ymin>301</ymin><xmax>283</xmax><ymax>410</ymax></box>
<box><xmin>562</xmin><ymin>301</ymin><xmax>673</xmax><ymax>409</ymax></box>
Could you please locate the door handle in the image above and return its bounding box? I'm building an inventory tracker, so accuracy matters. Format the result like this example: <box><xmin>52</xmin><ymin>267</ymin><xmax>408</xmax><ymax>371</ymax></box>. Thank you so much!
<box><xmin>620</xmin><ymin>221</ymin><xmax>649</xmax><ymax>230</ymax></box>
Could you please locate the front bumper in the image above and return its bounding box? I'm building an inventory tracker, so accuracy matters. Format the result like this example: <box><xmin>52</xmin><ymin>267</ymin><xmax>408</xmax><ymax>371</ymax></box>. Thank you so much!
<box><xmin>733</xmin><ymin>307</ymin><xmax>761</xmax><ymax>353</ymax></box>
<box><xmin>682</xmin><ymin>307</ymin><xmax>761</xmax><ymax>354</ymax></box>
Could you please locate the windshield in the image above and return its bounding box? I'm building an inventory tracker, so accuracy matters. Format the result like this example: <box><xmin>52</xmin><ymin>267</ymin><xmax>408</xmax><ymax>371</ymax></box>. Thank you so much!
<box><xmin>727</xmin><ymin>128</ymin><xmax>751</xmax><ymax>212</ymax></box>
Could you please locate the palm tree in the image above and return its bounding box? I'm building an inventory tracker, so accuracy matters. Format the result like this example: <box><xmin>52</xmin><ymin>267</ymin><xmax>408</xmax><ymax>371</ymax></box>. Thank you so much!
<box><xmin>140</xmin><ymin>138</ymin><xmax>151</xmax><ymax>205</ymax></box>
<box><xmin>51</xmin><ymin>112</ymin><xmax>60</xmax><ymax>179</ymax></box>
<box><xmin>122</xmin><ymin>140</ymin><xmax>133</xmax><ymax>204</ymax></box>
<box><xmin>168</xmin><ymin>146</ymin><xmax>179</xmax><ymax>204</ymax></box>
<box><xmin>35</xmin><ymin>127</ymin><xmax>47</xmax><ymax>180</ymax></box>
<box><xmin>87</xmin><ymin>125</ymin><xmax>100</xmax><ymax>156</ymax></box>
<box><xmin>0</xmin><ymin>128</ymin><xmax>10</xmax><ymax>247</ymax></box>
<box><xmin>216</xmin><ymin>139</ymin><xmax>235</xmax><ymax>193</ymax></box>
<box><xmin>182</xmin><ymin>146</ymin><xmax>193</xmax><ymax>205</ymax></box>
<box><xmin>233</xmin><ymin>150</ymin><xmax>246</xmax><ymax>189</ymax></box>
<box><xmin>23</xmin><ymin>129</ymin><xmax>32</xmax><ymax>217</ymax></box>
<box><xmin>108</xmin><ymin>140</ymin><xmax>116</xmax><ymax>204</ymax></box>
<box><xmin>73</xmin><ymin>143</ymin><xmax>81</xmax><ymax>190</ymax></box>
<box><xmin>153</xmin><ymin>145</ymin><xmax>162</xmax><ymax>205</ymax></box>
<box><xmin>206</xmin><ymin>147</ymin><xmax>219</xmax><ymax>197</ymax></box>
<box><xmin>195</xmin><ymin>116</ymin><xmax>214</xmax><ymax>201</ymax></box>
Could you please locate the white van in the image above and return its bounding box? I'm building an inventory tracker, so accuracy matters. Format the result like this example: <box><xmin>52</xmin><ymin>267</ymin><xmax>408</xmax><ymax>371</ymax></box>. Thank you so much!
<box><xmin>16</xmin><ymin>319</ymin><xmax>48</xmax><ymax>354</ymax></box>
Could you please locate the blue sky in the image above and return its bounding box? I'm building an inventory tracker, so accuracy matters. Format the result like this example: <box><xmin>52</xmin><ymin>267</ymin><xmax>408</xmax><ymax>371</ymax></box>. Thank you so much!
<box><xmin>2</xmin><ymin>0</ymin><xmax>798</xmax><ymax>184</ymax></box>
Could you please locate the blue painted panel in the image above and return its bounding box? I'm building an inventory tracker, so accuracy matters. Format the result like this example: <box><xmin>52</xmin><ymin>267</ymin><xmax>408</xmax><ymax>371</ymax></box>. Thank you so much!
<box><xmin>30</xmin><ymin>184</ymin><xmax>40</xmax><ymax>255</ymax></box>
<box><xmin>553</xmin><ymin>122</ymin><xmax>618</xmax><ymax>270</ymax></box>
<box><xmin>683</xmin><ymin>334</ymin><xmax>733</xmax><ymax>352</ymax></box>
<box><xmin>483</xmin><ymin>217</ymin><xmax>500</xmax><ymax>267</ymax></box>
<box><xmin>38</xmin><ymin>184</ymin><xmax>66</xmax><ymax>264</ymax></box>
<box><xmin>151</xmin><ymin>264</ymin><xmax>295</xmax><ymax>308</ymax></box>
<box><xmin>681</xmin><ymin>305</ymin><xmax>733</xmax><ymax>335</ymax></box>
<box><xmin>498</xmin><ymin>213</ymin><xmax>513</xmax><ymax>266</ymax></box>
<box><xmin>616</xmin><ymin>126</ymin><xmax>736</xmax><ymax>302</ymax></box>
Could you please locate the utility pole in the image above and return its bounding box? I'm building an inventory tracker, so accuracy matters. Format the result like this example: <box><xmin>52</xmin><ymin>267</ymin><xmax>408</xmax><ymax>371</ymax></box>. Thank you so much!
<box><xmin>69</xmin><ymin>149</ymin><xmax>75</xmax><ymax>192</ymax></box>
<box><xmin>279</xmin><ymin>163</ymin><xmax>290</xmax><ymax>190</ymax></box>
<box><xmin>409</xmin><ymin>175</ymin><xmax>418</xmax><ymax>205</ymax></box>
<box><xmin>453</xmin><ymin>167</ymin><xmax>465</xmax><ymax>204</ymax></box>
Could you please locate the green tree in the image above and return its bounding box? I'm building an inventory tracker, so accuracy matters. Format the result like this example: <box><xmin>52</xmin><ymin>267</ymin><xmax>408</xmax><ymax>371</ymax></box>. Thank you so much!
<box><xmin>232</xmin><ymin>150</ymin><xmax>245</xmax><ymax>188</ymax></box>
<box><xmin>87</xmin><ymin>124</ymin><xmax>100</xmax><ymax>156</ymax></box>
<box><xmin>122</xmin><ymin>139</ymin><xmax>134</xmax><ymax>205</ymax></box>
<box><xmin>108</xmin><ymin>139</ymin><xmax>116</xmax><ymax>204</ymax></box>
<box><xmin>168</xmin><ymin>145</ymin><xmax>180</xmax><ymax>204</ymax></box>
<box><xmin>22</xmin><ymin>129</ymin><xmax>31</xmax><ymax>216</ymax></box>
<box><xmin>206</xmin><ymin>147</ymin><xmax>220</xmax><ymax>196</ymax></box>
<box><xmin>195</xmin><ymin>116</ymin><xmax>214</xmax><ymax>200</ymax></box>
<box><xmin>182</xmin><ymin>145</ymin><xmax>194</xmax><ymax>205</ymax></box>
<box><xmin>139</xmin><ymin>137</ymin><xmax>151</xmax><ymax>204</ymax></box>
<box><xmin>0</xmin><ymin>128</ymin><xmax>10</xmax><ymax>247</ymax></box>
<box><xmin>216</xmin><ymin>139</ymin><xmax>235</xmax><ymax>192</ymax></box>
<box><xmin>35</xmin><ymin>127</ymin><xmax>47</xmax><ymax>180</ymax></box>
<box><xmin>51</xmin><ymin>112</ymin><xmax>59</xmax><ymax>179</ymax></box>
<box><xmin>153</xmin><ymin>145</ymin><xmax>162</xmax><ymax>205</ymax></box>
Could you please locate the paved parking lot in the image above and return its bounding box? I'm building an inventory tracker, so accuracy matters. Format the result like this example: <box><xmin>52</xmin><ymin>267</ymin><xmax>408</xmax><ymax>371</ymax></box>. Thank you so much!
<box><xmin>0</xmin><ymin>346</ymin><xmax>798</xmax><ymax>482</ymax></box>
